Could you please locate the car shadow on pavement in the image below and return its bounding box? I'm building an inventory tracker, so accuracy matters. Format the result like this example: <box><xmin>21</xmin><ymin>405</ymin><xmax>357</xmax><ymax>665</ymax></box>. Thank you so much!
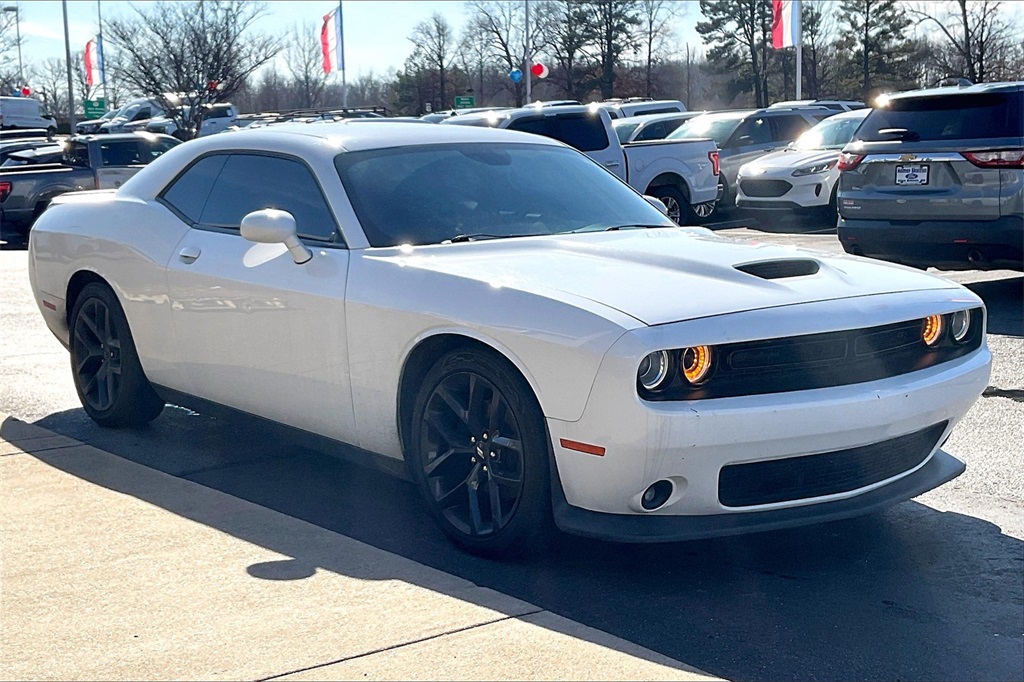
<box><xmin>963</xmin><ymin>275</ymin><xmax>1023</xmax><ymax>338</ymax></box>
<box><xmin>10</xmin><ymin>410</ymin><xmax>1024</xmax><ymax>682</ymax></box>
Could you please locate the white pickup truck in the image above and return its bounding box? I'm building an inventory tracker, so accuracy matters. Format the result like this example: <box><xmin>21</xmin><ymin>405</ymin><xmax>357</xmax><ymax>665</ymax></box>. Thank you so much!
<box><xmin>443</xmin><ymin>105</ymin><xmax>720</xmax><ymax>224</ymax></box>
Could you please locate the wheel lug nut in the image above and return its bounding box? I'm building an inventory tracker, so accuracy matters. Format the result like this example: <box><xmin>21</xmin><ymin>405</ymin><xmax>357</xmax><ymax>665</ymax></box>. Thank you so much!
<box><xmin>482</xmin><ymin>466</ymin><xmax>487</xmax><ymax>472</ymax></box>
<box><xmin>482</xmin><ymin>433</ymin><xmax>488</xmax><ymax>440</ymax></box>
<box><xmin>471</xmin><ymin>457</ymin><xmax>476</xmax><ymax>463</ymax></box>
<box><xmin>470</xmin><ymin>436</ymin><xmax>476</xmax><ymax>443</ymax></box>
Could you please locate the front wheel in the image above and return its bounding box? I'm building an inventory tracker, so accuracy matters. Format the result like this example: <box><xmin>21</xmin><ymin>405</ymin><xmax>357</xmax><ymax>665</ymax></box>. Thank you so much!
<box><xmin>409</xmin><ymin>349</ymin><xmax>552</xmax><ymax>557</ymax></box>
<box><xmin>69</xmin><ymin>282</ymin><xmax>165</xmax><ymax>427</ymax></box>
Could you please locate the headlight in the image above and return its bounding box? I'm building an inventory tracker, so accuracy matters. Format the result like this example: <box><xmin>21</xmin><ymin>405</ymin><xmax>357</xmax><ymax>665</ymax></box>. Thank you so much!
<box><xmin>792</xmin><ymin>160</ymin><xmax>838</xmax><ymax>177</ymax></box>
<box><xmin>921</xmin><ymin>315</ymin><xmax>943</xmax><ymax>347</ymax></box>
<box><xmin>950</xmin><ymin>309</ymin><xmax>971</xmax><ymax>342</ymax></box>
<box><xmin>638</xmin><ymin>351</ymin><xmax>670</xmax><ymax>391</ymax></box>
<box><xmin>681</xmin><ymin>346</ymin><xmax>713</xmax><ymax>385</ymax></box>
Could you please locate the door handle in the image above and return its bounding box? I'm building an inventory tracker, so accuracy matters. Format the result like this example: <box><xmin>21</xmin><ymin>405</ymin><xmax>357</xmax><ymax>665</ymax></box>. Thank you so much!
<box><xmin>604</xmin><ymin>161</ymin><xmax>621</xmax><ymax>167</ymax></box>
<box><xmin>178</xmin><ymin>246</ymin><xmax>201</xmax><ymax>264</ymax></box>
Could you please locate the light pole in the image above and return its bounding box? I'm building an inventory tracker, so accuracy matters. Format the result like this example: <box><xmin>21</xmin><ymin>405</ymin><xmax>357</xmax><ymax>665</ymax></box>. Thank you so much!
<box><xmin>2</xmin><ymin>4</ymin><xmax>23</xmax><ymax>88</ymax></box>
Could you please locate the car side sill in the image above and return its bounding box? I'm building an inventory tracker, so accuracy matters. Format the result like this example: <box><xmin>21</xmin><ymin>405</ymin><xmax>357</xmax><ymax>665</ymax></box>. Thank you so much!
<box><xmin>152</xmin><ymin>385</ymin><xmax>411</xmax><ymax>481</ymax></box>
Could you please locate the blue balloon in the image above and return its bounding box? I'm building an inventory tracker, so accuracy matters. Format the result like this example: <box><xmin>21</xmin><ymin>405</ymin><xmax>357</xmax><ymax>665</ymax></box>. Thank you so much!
<box><xmin>509</xmin><ymin>68</ymin><xmax>523</xmax><ymax>83</ymax></box>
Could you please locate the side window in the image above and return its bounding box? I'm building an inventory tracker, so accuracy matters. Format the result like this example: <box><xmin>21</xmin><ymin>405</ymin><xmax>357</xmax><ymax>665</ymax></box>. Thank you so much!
<box><xmin>132</xmin><ymin>107</ymin><xmax>152</xmax><ymax>121</ymax></box>
<box><xmin>771</xmin><ymin>115</ymin><xmax>811</xmax><ymax>141</ymax></box>
<box><xmin>729</xmin><ymin>117</ymin><xmax>772</xmax><ymax>147</ymax></box>
<box><xmin>507</xmin><ymin>116</ymin><xmax>550</xmax><ymax>136</ymax></box>
<box><xmin>63</xmin><ymin>142</ymin><xmax>91</xmax><ymax>168</ymax></box>
<box><xmin>143</xmin><ymin>138</ymin><xmax>179</xmax><ymax>162</ymax></box>
<box><xmin>100</xmin><ymin>141</ymin><xmax>142</xmax><ymax>166</ymax></box>
<box><xmin>199</xmin><ymin>154</ymin><xmax>340</xmax><ymax>243</ymax></box>
<box><xmin>635</xmin><ymin>122</ymin><xmax>667</xmax><ymax>141</ymax></box>
<box><xmin>160</xmin><ymin>155</ymin><xmax>229</xmax><ymax>223</ymax></box>
<box><xmin>550</xmin><ymin>115</ymin><xmax>609</xmax><ymax>152</ymax></box>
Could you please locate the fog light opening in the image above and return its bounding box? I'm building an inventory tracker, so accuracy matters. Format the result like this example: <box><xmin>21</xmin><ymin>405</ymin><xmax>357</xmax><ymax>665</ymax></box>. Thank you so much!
<box><xmin>640</xmin><ymin>480</ymin><xmax>674</xmax><ymax>510</ymax></box>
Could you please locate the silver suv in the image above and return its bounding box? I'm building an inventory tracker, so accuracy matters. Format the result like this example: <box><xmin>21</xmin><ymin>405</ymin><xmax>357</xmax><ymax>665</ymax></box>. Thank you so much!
<box><xmin>837</xmin><ymin>82</ymin><xmax>1023</xmax><ymax>271</ymax></box>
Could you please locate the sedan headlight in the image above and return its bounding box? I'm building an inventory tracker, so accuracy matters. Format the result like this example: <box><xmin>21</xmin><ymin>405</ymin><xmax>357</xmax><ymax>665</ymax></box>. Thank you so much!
<box><xmin>949</xmin><ymin>309</ymin><xmax>971</xmax><ymax>342</ymax></box>
<box><xmin>637</xmin><ymin>351</ymin><xmax>671</xmax><ymax>391</ymax></box>
<box><xmin>792</xmin><ymin>160</ymin><xmax>837</xmax><ymax>177</ymax></box>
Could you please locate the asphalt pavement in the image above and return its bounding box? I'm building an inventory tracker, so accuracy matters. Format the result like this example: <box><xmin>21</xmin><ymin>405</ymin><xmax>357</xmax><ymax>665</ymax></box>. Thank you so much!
<box><xmin>2</xmin><ymin>219</ymin><xmax>1022</xmax><ymax>681</ymax></box>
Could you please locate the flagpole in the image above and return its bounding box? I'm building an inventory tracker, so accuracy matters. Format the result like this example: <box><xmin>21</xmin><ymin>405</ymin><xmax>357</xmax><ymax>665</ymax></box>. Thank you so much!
<box><xmin>524</xmin><ymin>0</ymin><xmax>531</xmax><ymax>104</ymax></box>
<box><xmin>795</xmin><ymin>0</ymin><xmax>802</xmax><ymax>100</ymax></box>
<box><xmin>97</xmin><ymin>0</ymin><xmax>108</xmax><ymax>111</ymax></box>
<box><xmin>62</xmin><ymin>0</ymin><xmax>76</xmax><ymax>130</ymax></box>
<box><xmin>339</xmin><ymin>0</ymin><xmax>347</xmax><ymax>109</ymax></box>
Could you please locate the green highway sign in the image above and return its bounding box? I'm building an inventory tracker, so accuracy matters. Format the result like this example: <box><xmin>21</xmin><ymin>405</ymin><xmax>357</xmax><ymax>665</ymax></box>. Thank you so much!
<box><xmin>83</xmin><ymin>99</ymin><xmax>106</xmax><ymax>119</ymax></box>
<box><xmin>453</xmin><ymin>95</ymin><xmax>475</xmax><ymax>109</ymax></box>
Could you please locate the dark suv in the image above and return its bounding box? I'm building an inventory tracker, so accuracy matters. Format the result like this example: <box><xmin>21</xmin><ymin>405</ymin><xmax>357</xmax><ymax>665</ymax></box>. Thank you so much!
<box><xmin>837</xmin><ymin>82</ymin><xmax>1023</xmax><ymax>271</ymax></box>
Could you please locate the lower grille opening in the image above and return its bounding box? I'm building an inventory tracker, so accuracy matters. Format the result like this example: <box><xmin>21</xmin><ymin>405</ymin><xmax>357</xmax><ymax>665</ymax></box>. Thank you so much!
<box><xmin>718</xmin><ymin>422</ymin><xmax>948</xmax><ymax>507</ymax></box>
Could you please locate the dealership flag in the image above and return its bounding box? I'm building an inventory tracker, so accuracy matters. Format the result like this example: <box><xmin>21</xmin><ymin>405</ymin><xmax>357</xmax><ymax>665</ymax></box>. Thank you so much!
<box><xmin>771</xmin><ymin>0</ymin><xmax>800</xmax><ymax>49</ymax></box>
<box><xmin>84</xmin><ymin>36</ymin><xmax>105</xmax><ymax>87</ymax></box>
<box><xmin>320</xmin><ymin>6</ymin><xmax>344</xmax><ymax>74</ymax></box>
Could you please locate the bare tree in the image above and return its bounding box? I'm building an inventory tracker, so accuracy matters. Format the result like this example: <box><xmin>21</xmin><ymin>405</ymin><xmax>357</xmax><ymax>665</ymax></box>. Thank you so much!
<box><xmin>547</xmin><ymin>0</ymin><xmax>598</xmax><ymax>100</ymax></box>
<box><xmin>286</xmin><ymin>23</ymin><xmax>330</xmax><ymax>109</ymax></box>
<box><xmin>909</xmin><ymin>0</ymin><xmax>1014</xmax><ymax>83</ymax></box>
<box><xmin>801</xmin><ymin>1</ymin><xmax>838</xmax><ymax>98</ymax></box>
<box><xmin>105</xmin><ymin>0</ymin><xmax>281</xmax><ymax>138</ymax></box>
<box><xmin>636</xmin><ymin>0</ymin><xmax>681</xmax><ymax>98</ymax></box>
<box><xmin>585</xmin><ymin>0</ymin><xmax>641</xmax><ymax>99</ymax></box>
<box><xmin>0</xmin><ymin>10</ymin><xmax>21</xmax><ymax>92</ymax></box>
<box><xmin>409</xmin><ymin>13</ymin><xmax>459</xmax><ymax>111</ymax></box>
<box><xmin>30</xmin><ymin>58</ymin><xmax>68</xmax><ymax>122</ymax></box>
<box><xmin>466</xmin><ymin>1</ymin><xmax>557</xmax><ymax>106</ymax></box>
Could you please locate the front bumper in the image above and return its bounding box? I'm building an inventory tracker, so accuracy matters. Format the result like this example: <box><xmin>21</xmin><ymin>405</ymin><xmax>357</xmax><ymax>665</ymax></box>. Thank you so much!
<box><xmin>552</xmin><ymin>448</ymin><xmax>964</xmax><ymax>542</ymax></box>
<box><xmin>735</xmin><ymin>171</ymin><xmax>837</xmax><ymax>210</ymax></box>
<box><xmin>545</xmin><ymin>292</ymin><xmax>989</xmax><ymax>539</ymax></box>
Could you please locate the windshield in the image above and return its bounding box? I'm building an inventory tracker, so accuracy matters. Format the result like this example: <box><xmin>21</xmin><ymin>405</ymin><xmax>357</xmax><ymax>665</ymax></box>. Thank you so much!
<box><xmin>856</xmin><ymin>92</ymin><xmax>1023</xmax><ymax>142</ymax></box>
<box><xmin>613</xmin><ymin>121</ymin><xmax>641</xmax><ymax>143</ymax></box>
<box><xmin>116</xmin><ymin>104</ymin><xmax>141</xmax><ymax>120</ymax></box>
<box><xmin>667</xmin><ymin>115</ymin><xmax>743</xmax><ymax>147</ymax></box>
<box><xmin>794</xmin><ymin>113</ymin><xmax>868</xmax><ymax>150</ymax></box>
<box><xmin>334</xmin><ymin>143</ymin><xmax>674</xmax><ymax>247</ymax></box>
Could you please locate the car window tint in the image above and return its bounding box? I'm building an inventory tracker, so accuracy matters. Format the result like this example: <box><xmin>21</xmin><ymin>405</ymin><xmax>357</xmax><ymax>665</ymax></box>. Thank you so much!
<box><xmin>144</xmin><ymin>138</ymin><xmax>179</xmax><ymax>161</ymax></box>
<box><xmin>133</xmin><ymin>107</ymin><xmax>151</xmax><ymax>121</ymax></box>
<box><xmin>771</xmin><ymin>115</ymin><xmax>811</xmax><ymax>141</ymax></box>
<box><xmin>855</xmin><ymin>92</ymin><xmax>1024</xmax><ymax>141</ymax></box>
<box><xmin>729</xmin><ymin>117</ymin><xmax>772</xmax><ymax>147</ymax></box>
<box><xmin>161</xmin><ymin>155</ymin><xmax>228</xmax><ymax>223</ymax></box>
<box><xmin>199</xmin><ymin>154</ymin><xmax>339</xmax><ymax>242</ymax></box>
<box><xmin>100</xmin><ymin>141</ymin><xmax>143</xmax><ymax>166</ymax></box>
<box><xmin>507</xmin><ymin>117</ymin><xmax>549</xmax><ymax>136</ymax></box>
<box><xmin>635</xmin><ymin>122</ymin><xmax>667</xmax><ymax>141</ymax></box>
<box><xmin>550</xmin><ymin>115</ymin><xmax>609</xmax><ymax>151</ymax></box>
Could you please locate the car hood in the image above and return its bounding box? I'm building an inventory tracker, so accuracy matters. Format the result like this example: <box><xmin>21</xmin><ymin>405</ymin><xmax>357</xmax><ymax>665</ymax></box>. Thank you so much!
<box><xmin>741</xmin><ymin>148</ymin><xmax>841</xmax><ymax>174</ymax></box>
<box><xmin>379</xmin><ymin>228</ymin><xmax>960</xmax><ymax>326</ymax></box>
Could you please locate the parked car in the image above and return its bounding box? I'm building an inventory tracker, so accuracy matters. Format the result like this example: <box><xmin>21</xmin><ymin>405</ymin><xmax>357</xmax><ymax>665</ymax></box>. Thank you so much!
<box><xmin>1</xmin><ymin>143</ymin><xmax>64</xmax><ymax>167</ymax></box>
<box><xmin>837</xmin><ymin>81</ymin><xmax>1023</xmax><ymax>271</ymax></box>
<box><xmin>612</xmin><ymin>111</ymin><xmax>706</xmax><ymax>144</ymax></box>
<box><xmin>0</xmin><ymin>134</ymin><xmax>56</xmax><ymax>165</ymax></box>
<box><xmin>443</xmin><ymin>105</ymin><xmax>719</xmax><ymax>224</ymax></box>
<box><xmin>27</xmin><ymin>121</ymin><xmax>989</xmax><ymax>557</ymax></box>
<box><xmin>144</xmin><ymin>102</ymin><xmax>238</xmax><ymax>139</ymax></box>
<box><xmin>0</xmin><ymin>132</ymin><xmax>179</xmax><ymax>232</ymax></box>
<box><xmin>736</xmin><ymin>108</ymin><xmax>870</xmax><ymax>221</ymax></box>
<box><xmin>0</xmin><ymin>97</ymin><xmax>58</xmax><ymax>134</ymax></box>
<box><xmin>97</xmin><ymin>98</ymin><xmax>166</xmax><ymax>134</ymax></box>
<box><xmin>770</xmin><ymin>99</ymin><xmax>866</xmax><ymax>112</ymax></box>
<box><xmin>668</xmin><ymin>106</ymin><xmax>836</xmax><ymax>205</ymax></box>
<box><xmin>76</xmin><ymin>109</ymin><xmax>118</xmax><ymax>135</ymax></box>
<box><xmin>599</xmin><ymin>98</ymin><xmax>686</xmax><ymax>119</ymax></box>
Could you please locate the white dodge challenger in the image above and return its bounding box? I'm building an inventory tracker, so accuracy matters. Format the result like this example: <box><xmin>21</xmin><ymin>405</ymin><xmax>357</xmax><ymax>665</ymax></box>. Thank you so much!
<box><xmin>28</xmin><ymin>122</ymin><xmax>990</xmax><ymax>556</ymax></box>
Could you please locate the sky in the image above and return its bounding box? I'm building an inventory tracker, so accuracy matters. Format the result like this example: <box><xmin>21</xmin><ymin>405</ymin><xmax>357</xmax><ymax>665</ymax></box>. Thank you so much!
<box><xmin>10</xmin><ymin>0</ymin><xmax>706</xmax><ymax>82</ymax></box>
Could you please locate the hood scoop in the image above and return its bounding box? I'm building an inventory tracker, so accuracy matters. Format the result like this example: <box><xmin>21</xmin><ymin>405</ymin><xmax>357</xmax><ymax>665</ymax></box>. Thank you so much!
<box><xmin>734</xmin><ymin>259</ymin><xmax>820</xmax><ymax>280</ymax></box>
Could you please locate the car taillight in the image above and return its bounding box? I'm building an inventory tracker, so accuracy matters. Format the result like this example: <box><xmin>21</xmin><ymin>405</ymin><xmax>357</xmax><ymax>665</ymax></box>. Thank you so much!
<box><xmin>708</xmin><ymin>150</ymin><xmax>720</xmax><ymax>176</ymax></box>
<box><xmin>961</xmin><ymin>149</ymin><xmax>1024</xmax><ymax>169</ymax></box>
<box><xmin>0</xmin><ymin>182</ymin><xmax>10</xmax><ymax>203</ymax></box>
<box><xmin>837</xmin><ymin>152</ymin><xmax>865</xmax><ymax>171</ymax></box>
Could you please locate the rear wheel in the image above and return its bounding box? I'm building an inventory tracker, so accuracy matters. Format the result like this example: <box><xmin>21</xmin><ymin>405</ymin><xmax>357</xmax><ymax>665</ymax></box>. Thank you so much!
<box><xmin>409</xmin><ymin>348</ymin><xmax>551</xmax><ymax>557</ymax></box>
<box><xmin>69</xmin><ymin>282</ymin><xmax>164</xmax><ymax>427</ymax></box>
<box><xmin>650</xmin><ymin>186</ymin><xmax>688</xmax><ymax>225</ymax></box>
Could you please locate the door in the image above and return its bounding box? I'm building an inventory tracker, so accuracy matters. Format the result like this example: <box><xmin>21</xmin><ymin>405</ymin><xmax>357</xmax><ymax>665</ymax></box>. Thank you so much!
<box><xmin>163</xmin><ymin>152</ymin><xmax>356</xmax><ymax>441</ymax></box>
<box><xmin>720</xmin><ymin>115</ymin><xmax>775</xmax><ymax>189</ymax></box>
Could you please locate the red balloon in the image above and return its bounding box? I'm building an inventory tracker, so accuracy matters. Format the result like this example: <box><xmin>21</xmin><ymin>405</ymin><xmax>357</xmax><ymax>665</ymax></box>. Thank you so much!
<box><xmin>530</xmin><ymin>63</ymin><xmax>544</xmax><ymax>77</ymax></box>
<box><xmin>20</xmin><ymin>86</ymin><xmax>30</xmax><ymax>96</ymax></box>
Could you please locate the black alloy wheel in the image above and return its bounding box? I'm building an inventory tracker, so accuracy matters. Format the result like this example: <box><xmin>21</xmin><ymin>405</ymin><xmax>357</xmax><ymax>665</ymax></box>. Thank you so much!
<box><xmin>70</xmin><ymin>282</ymin><xmax>164</xmax><ymax>427</ymax></box>
<box><xmin>410</xmin><ymin>349</ymin><xmax>551</xmax><ymax>557</ymax></box>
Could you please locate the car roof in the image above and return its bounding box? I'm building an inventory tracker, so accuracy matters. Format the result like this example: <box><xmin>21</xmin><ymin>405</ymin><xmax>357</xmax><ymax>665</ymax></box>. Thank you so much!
<box><xmin>70</xmin><ymin>132</ymin><xmax>178</xmax><ymax>143</ymax></box>
<box><xmin>817</xmin><ymin>108</ymin><xmax>871</xmax><ymax>121</ymax></box>
<box><xmin>886</xmin><ymin>80</ymin><xmax>1024</xmax><ymax>101</ymax></box>
<box><xmin>611</xmin><ymin>111</ymin><xmax>704</xmax><ymax>126</ymax></box>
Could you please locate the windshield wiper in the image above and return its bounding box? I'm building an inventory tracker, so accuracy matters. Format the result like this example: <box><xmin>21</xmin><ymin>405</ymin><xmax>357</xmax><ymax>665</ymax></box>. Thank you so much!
<box><xmin>876</xmin><ymin>127</ymin><xmax>921</xmax><ymax>141</ymax></box>
<box><xmin>440</xmin><ymin>233</ymin><xmax>537</xmax><ymax>244</ymax></box>
<box><xmin>569</xmin><ymin>223</ymin><xmax>672</xmax><ymax>234</ymax></box>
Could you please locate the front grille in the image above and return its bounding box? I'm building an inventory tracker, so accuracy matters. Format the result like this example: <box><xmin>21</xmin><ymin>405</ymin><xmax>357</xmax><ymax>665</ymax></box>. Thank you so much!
<box><xmin>740</xmin><ymin>179</ymin><xmax>793</xmax><ymax>197</ymax></box>
<box><xmin>718</xmin><ymin>422</ymin><xmax>947</xmax><ymax>507</ymax></box>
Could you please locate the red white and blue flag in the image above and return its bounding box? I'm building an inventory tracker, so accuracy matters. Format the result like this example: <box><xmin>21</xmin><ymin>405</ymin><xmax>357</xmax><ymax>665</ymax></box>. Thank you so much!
<box><xmin>84</xmin><ymin>36</ymin><xmax>105</xmax><ymax>87</ymax></box>
<box><xmin>320</xmin><ymin>6</ymin><xmax>344</xmax><ymax>74</ymax></box>
<box><xmin>771</xmin><ymin>0</ymin><xmax>800</xmax><ymax>49</ymax></box>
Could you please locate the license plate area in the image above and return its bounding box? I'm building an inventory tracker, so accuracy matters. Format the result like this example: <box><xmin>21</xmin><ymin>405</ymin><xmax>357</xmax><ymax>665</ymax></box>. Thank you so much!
<box><xmin>895</xmin><ymin>164</ymin><xmax>929</xmax><ymax>186</ymax></box>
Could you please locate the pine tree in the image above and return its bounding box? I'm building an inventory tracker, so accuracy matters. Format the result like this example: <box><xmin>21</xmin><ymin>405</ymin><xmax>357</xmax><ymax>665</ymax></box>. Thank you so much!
<box><xmin>836</xmin><ymin>0</ymin><xmax>914</xmax><ymax>99</ymax></box>
<box><xmin>696</xmin><ymin>0</ymin><xmax>774</xmax><ymax>107</ymax></box>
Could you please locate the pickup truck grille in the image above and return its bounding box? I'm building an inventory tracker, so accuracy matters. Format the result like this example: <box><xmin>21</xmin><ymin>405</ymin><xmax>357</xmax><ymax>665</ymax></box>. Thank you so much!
<box><xmin>718</xmin><ymin>422</ymin><xmax>947</xmax><ymax>507</ymax></box>
<box><xmin>740</xmin><ymin>179</ymin><xmax>792</xmax><ymax>197</ymax></box>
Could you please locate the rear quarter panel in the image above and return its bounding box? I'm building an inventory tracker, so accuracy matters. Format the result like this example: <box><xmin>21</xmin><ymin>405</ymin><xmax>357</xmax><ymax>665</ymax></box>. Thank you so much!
<box><xmin>623</xmin><ymin>139</ymin><xmax>718</xmax><ymax>203</ymax></box>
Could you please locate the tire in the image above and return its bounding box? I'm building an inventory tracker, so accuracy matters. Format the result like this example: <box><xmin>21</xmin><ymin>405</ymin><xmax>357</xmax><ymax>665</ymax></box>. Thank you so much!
<box><xmin>408</xmin><ymin>348</ymin><xmax>552</xmax><ymax>558</ymax></box>
<box><xmin>69</xmin><ymin>282</ymin><xmax>165</xmax><ymax>427</ymax></box>
<box><xmin>650</xmin><ymin>185</ymin><xmax>689</xmax><ymax>226</ymax></box>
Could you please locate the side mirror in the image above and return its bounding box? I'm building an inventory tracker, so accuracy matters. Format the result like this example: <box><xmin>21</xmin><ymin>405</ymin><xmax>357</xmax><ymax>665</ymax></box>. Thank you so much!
<box><xmin>240</xmin><ymin>209</ymin><xmax>312</xmax><ymax>264</ymax></box>
<box><xmin>643</xmin><ymin>195</ymin><xmax>670</xmax><ymax>216</ymax></box>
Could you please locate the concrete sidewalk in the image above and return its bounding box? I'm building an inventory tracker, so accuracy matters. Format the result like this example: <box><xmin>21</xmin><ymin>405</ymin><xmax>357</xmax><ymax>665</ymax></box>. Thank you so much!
<box><xmin>0</xmin><ymin>415</ymin><xmax>718</xmax><ymax>681</ymax></box>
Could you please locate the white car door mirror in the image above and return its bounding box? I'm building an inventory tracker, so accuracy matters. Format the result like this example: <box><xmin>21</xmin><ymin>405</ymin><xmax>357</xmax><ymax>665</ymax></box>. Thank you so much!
<box><xmin>240</xmin><ymin>209</ymin><xmax>312</xmax><ymax>264</ymax></box>
<box><xmin>643</xmin><ymin>195</ymin><xmax>671</xmax><ymax>216</ymax></box>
